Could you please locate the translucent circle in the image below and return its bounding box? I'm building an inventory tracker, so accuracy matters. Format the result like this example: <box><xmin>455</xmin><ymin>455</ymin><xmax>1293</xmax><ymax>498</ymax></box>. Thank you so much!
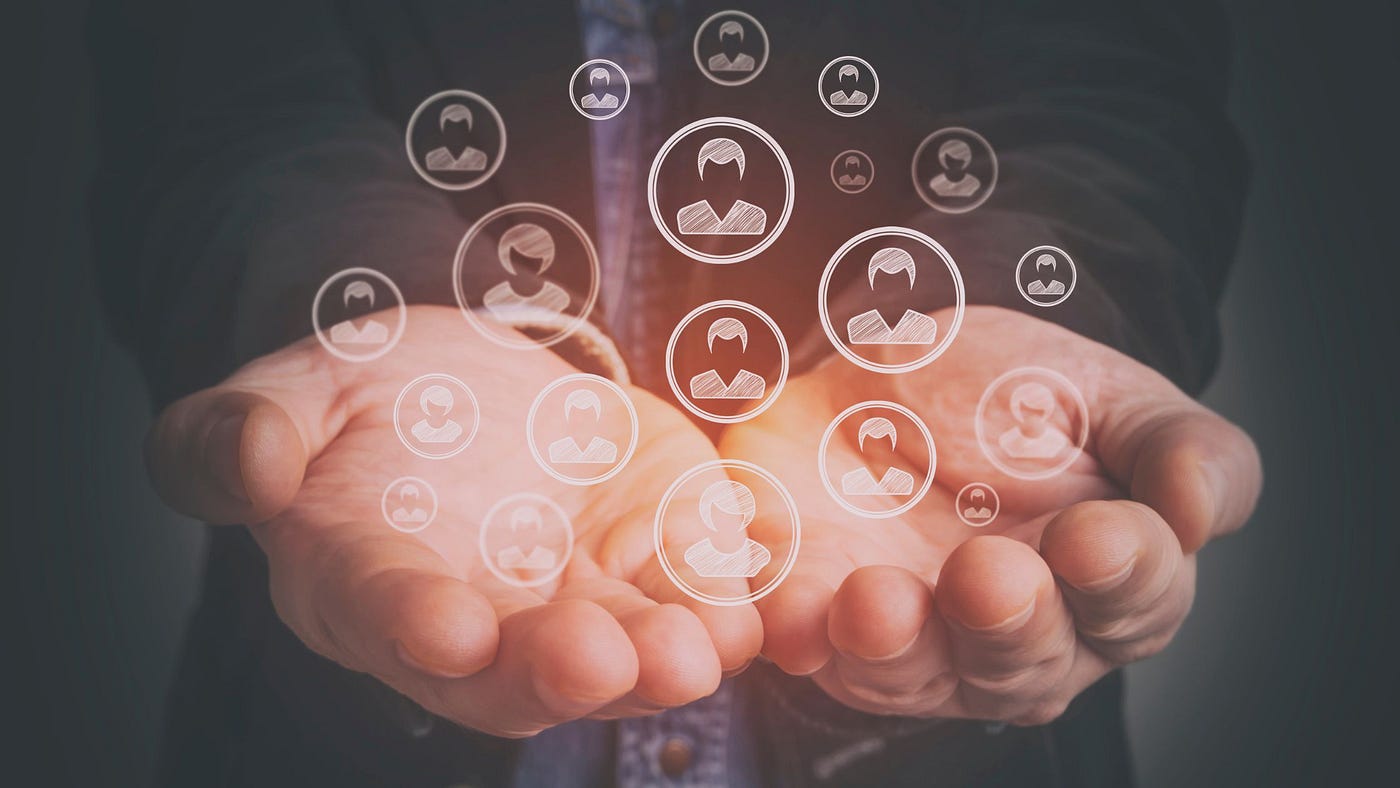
<box><xmin>382</xmin><ymin>476</ymin><xmax>438</xmax><ymax>534</ymax></box>
<box><xmin>954</xmin><ymin>482</ymin><xmax>1001</xmax><ymax>528</ymax></box>
<box><xmin>392</xmin><ymin>373</ymin><xmax>480</xmax><ymax>460</ymax></box>
<box><xmin>664</xmin><ymin>299</ymin><xmax>789</xmax><ymax>424</ymax></box>
<box><xmin>311</xmin><ymin>267</ymin><xmax>407</xmax><ymax>363</ymax></box>
<box><xmin>911</xmin><ymin>127</ymin><xmax>998</xmax><ymax>214</ymax></box>
<box><xmin>974</xmin><ymin>367</ymin><xmax>1089</xmax><ymax>481</ymax></box>
<box><xmin>817</xmin><ymin>226</ymin><xmax>966</xmax><ymax>374</ymax></box>
<box><xmin>818</xmin><ymin>56</ymin><xmax>880</xmax><ymax>117</ymax></box>
<box><xmin>817</xmin><ymin>400</ymin><xmax>937</xmax><ymax>519</ymax></box>
<box><xmin>693</xmin><ymin>10</ymin><xmax>770</xmax><ymax>86</ymax></box>
<box><xmin>479</xmin><ymin>493</ymin><xmax>574</xmax><ymax>589</ymax></box>
<box><xmin>830</xmin><ymin>149</ymin><xmax>874</xmax><ymax>194</ymax></box>
<box><xmin>654</xmin><ymin>459</ymin><xmax>800</xmax><ymax>606</ymax></box>
<box><xmin>404</xmin><ymin>90</ymin><xmax>506</xmax><ymax>191</ymax></box>
<box><xmin>526</xmin><ymin>373</ymin><xmax>639</xmax><ymax>486</ymax></box>
<box><xmin>1015</xmin><ymin>245</ymin><xmax>1077</xmax><ymax>308</ymax></box>
<box><xmin>569</xmin><ymin>58</ymin><xmax>631</xmax><ymax>120</ymax></box>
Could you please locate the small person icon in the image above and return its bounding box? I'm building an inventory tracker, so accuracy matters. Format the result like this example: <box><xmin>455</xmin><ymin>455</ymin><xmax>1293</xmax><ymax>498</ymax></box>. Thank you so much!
<box><xmin>828</xmin><ymin>63</ymin><xmax>869</xmax><ymax>106</ymax></box>
<box><xmin>707</xmin><ymin>20</ymin><xmax>756</xmax><ymax>73</ymax></box>
<box><xmin>928</xmin><ymin>139</ymin><xmax>981</xmax><ymax>198</ymax></box>
<box><xmin>547</xmin><ymin>389</ymin><xmax>619</xmax><ymax>464</ymax></box>
<box><xmin>840</xmin><ymin>417</ymin><xmax>916</xmax><ymax>497</ymax></box>
<box><xmin>837</xmin><ymin>154</ymin><xmax>868</xmax><ymax>187</ymax></box>
<box><xmin>846</xmin><ymin>248</ymin><xmax>939</xmax><ymax>345</ymax></box>
<box><xmin>998</xmin><ymin>382</ymin><xmax>1071</xmax><ymax>459</ymax></box>
<box><xmin>684</xmin><ymin>480</ymin><xmax>771</xmax><ymax>578</ymax></box>
<box><xmin>481</xmin><ymin>223</ymin><xmax>572</xmax><ymax>321</ymax></box>
<box><xmin>390</xmin><ymin>482</ymin><xmax>429</xmax><ymax>524</ymax></box>
<box><xmin>963</xmin><ymin>488</ymin><xmax>993</xmax><ymax>521</ymax></box>
<box><xmin>327</xmin><ymin>280</ymin><xmax>389</xmax><ymax>345</ymax></box>
<box><xmin>423</xmin><ymin>104</ymin><xmax>488</xmax><ymax>172</ymax></box>
<box><xmin>495</xmin><ymin>506</ymin><xmax>558</xmax><ymax>571</ymax></box>
<box><xmin>689</xmin><ymin>317</ymin><xmax>767</xmax><ymax>400</ymax></box>
<box><xmin>579</xmin><ymin>67</ymin><xmax>619</xmax><ymax>109</ymax></box>
<box><xmin>676</xmin><ymin>138</ymin><xmax>768</xmax><ymax>236</ymax></box>
<box><xmin>1026</xmin><ymin>253</ymin><xmax>1066</xmax><ymax>296</ymax></box>
<box><xmin>410</xmin><ymin>385</ymin><xmax>465</xmax><ymax>445</ymax></box>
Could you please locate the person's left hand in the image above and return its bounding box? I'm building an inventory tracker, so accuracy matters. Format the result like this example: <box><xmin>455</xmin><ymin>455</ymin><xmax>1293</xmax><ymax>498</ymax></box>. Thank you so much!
<box><xmin>719</xmin><ymin>306</ymin><xmax>1261</xmax><ymax>724</ymax></box>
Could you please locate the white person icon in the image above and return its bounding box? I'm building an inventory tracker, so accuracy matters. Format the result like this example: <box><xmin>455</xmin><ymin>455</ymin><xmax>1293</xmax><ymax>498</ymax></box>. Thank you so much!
<box><xmin>424</xmin><ymin>103</ymin><xmax>488</xmax><ymax>173</ymax></box>
<box><xmin>846</xmin><ymin>247</ymin><xmax>939</xmax><ymax>345</ymax></box>
<box><xmin>547</xmin><ymin>389</ymin><xmax>618</xmax><ymax>464</ymax></box>
<box><xmin>708</xmin><ymin>20</ymin><xmax>756</xmax><ymax>73</ymax></box>
<box><xmin>677</xmin><ymin>138</ymin><xmax>767</xmax><ymax>236</ymax></box>
<box><xmin>690</xmin><ymin>317</ymin><xmax>766</xmax><ymax>400</ymax></box>
<box><xmin>328</xmin><ymin>280</ymin><xmax>389</xmax><ymax>345</ymax></box>
<box><xmin>481</xmin><ymin>222</ymin><xmax>571</xmax><ymax>322</ymax></box>
<box><xmin>818</xmin><ymin>400</ymin><xmax>936</xmax><ymax>518</ymax></box>
<box><xmin>840</xmin><ymin>417</ymin><xmax>916</xmax><ymax>497</ymax></box>
<box><xmin>666</xmin><ymin>300</ymin><xmax>789</xmax><ymax>424</ymax></box>
<box><xmin>684</xmin><ymin>480</ymin><xmax>771</xmax><ymax>578</ymax></box>
<box><xmin>580</xmin><ymin>66</ymin><xmax>619</xmax><ymax>109</ymax></box>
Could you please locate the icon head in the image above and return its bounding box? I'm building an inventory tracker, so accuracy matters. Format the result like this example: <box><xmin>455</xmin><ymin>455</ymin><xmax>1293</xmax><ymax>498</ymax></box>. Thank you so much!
<box><xmin>1035</xmin><ymin>253</ymin><xmax>1057</xmax><ymax>274</ymax></box>
<box><xmin>439</xmin><ymin>103</ymin><xmax>473</xmax><ymax>132</ymax></box>
<box><xmin>419</xmin><ymin>384</ymin><xmax>456</xmax><ymax>418</ymax></box>
<box><xmin>938</xmin><ymin>139</ymin><xmax>972</xmax><ymax>173</ymax></box>
<box><xmin>509</xmin><ymin>506</ymin><xmax>543</xmax><ymax>532</ymax></box>
<box><xmin>718</xmin><ymin>19</ymin><xmax>745</xmax><ymax>42</ymax></box>
<box><xmin>698</xmin><ymin>480</ymin><xmax>756</xmax><ymax>535</ymax></box>
<box><xmin>588</xmin><ymin>66</ymin><xmax>610</xmax><ymax>90</ymax></box>
<box><xmin>706</xmin><ymin>317</ymin><xmax>749</xmax><ymax>352</ymax></box>
<box><xmin>838</xmin><ymin>63</ymin><xmax>860</xmax><ymax>87</ymax></box>
<box><xmin>398</xmin><ymin>483</ymin><xmax>420</xmax><ymax>501</ymax></box>
<box><xmin>563</xmin><ymin>388</ymin><xmax>602</xmax><ymax>422</ymax></box>
<box><xmin>969</xmin><ymin>487</ymin><xmax>985</xmax><ymax>503</ymax></box>
<box><xmin>844</xmin><ymin>154</ymin><xmax>861</xmax><ymax>171</ymax></box>
<box><xmin>856</xmin><ymin>417</ymin><xmax>897</xmax><ymax>452</ymax></box>
<box><xmin>498</xmin><ymin>222</ymin><xmax>556</xmax><ymax>276</ymax></box>
<box><xmin>867</xmin><ymin>247</ymin><xmax>917</xmax><ymax>291</ymax></box>
<box><xmin>342</xmin><ymin>279</ymin><xmax>375</xmax><ymax>308</ymax></box>
<box><xmin>1009</xmin><ymin>382</ymin><xmax>1056</xmax><ymax>431</ymax></box>
<box><xmin>697</xmin><ymin>137</ymin><xmax>746</xmax><ymax>180</ymax></box>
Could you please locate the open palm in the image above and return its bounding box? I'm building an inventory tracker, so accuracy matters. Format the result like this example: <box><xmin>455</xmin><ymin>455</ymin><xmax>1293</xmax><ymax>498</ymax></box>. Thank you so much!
<box><xmin>721</xmin><ymin>306</ymin><xmax>1260</xmax><ymax>723</ymax></box>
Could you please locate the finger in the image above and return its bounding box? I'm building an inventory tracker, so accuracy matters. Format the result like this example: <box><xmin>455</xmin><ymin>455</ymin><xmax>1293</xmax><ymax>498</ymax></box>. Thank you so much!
<box><xmin>936</xmin><ymin>535</ymin><xmax>1077</xmax><ymax>719</ymax></box>
<box><xmin>752</xmin><ymin>529</ymin><xmax>855</xmax><ymax>676</ymax></box>
<box><xmin>1095</xmin><ymin>395</ymin><xmax>1262</xmax><ymax>553</ymax></box>
<box><xmin>146</xmin><ymin>343</ymin><xmax>347</xmax><ymax>524</ymax></box>
<box><xmin>1039</xmin><ymin>500</ymin><xmax>1195</xmax><ymax>664</ymax></box>
<box><xmin>826</xmin><ymin>565</ymin><xmax>957</xmax><ymax>706</ymax></box>
<box><xmin>631</xmin><ymin>558</ymin><xmax>764</xmax><ymax>677</ymax></box>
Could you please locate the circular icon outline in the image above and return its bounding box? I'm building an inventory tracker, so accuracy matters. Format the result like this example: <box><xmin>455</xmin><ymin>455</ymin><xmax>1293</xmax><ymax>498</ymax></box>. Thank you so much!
<box><xmin>381</xmin><ymin>476</ymin><xmax>438</xmax><ymax>534</ymax></box>
<box><xmin>654</xmin><ymin>459</ymin><xmax>801</xmax><ymax>607</ymax></box>
<box><xmin>817</xmin><ymin>226</ymin><xmax>967</xmax><ymax>374</ymax></box>
<box><xmin>1015</xmin><ymin>245</ymin><xmax>1077</xmax><ymax>308</ymax></box>
<box><xmin>569</xmin><ymin>58</ymin><xmax>631</xmax><ymax>120</ymax></box>
<box><xmin>405</xmin><ymin>89</ymin><xmax>507</xmax><ymax>191</ymax></box>
<box><xmin>830</xmin><ymin>149</ymin><xmax>875</xmax><ymax>194</ymax></box>
<box><xmin>526</xmin><ymin>373</ymin><xmax>640</xmax><ymax>486</ymax></box>
<box><xmin>480</xmin><ymin>492</ymin><xmax>574</xmax><ymax>589</ymax></box>
<box><xmin>692</xmin><ymin>10</ymin><xmax>770</xmax><ymax>87</ymax></box>
<box><xmin>911</xmin><ymin>126</ymin><xmax>998</xmax><ymax>214</ymax></box>
<box><xmin>974</xmin><ymin>366</ymin><xmax>1090</xmax><ymax>481</ymax></box>
<box><xmin>392</xmin><ymin>373</ymin><xmax>481</xmax><ymax>460</ymax></box>
<box><xmin>817</xmin><ymin>400</ymin><xmax>937</xmax><ymax>519</ymax></box>
<box><xmin>452</xmin><ymin>201</ymin><xmax>601</xmax><ymax>350</ymax></box>
<box><xmin>954</xmin><ymin>482</ymin><xmax>1001</xmax><ymax>528</ymax></box>
<box><xmin>817</xmin><ymin>55</ymin><xmax>880</xmax><ymax>117</ymax></box>
<box><xmin>311</xmin><ymin>267</ymin><xmax>407</xmax><ymax>363</ymax></box>
<box><xmin>647</xmin><ymin>116</ymin><xmax>795</xmax><ymax>265</ymax></box>
<box><xmin>665</xmin><ymin>299</ymin><xmax>789</xmax><ymax>424</ymax></box>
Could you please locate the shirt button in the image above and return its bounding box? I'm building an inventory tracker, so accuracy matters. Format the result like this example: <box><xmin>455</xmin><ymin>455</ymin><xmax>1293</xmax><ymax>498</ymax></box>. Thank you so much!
<box><xmin>659</xmin><ymin>737</ymin><xmax>694</xmax><ymax>778</ymax></box>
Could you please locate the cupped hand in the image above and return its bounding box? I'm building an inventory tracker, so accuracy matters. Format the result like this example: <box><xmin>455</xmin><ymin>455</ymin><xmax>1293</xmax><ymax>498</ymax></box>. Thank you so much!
<box><xmin>145</xmin><ymin>305</ymin><xmax>761</xmax><ymax>737</ymax></box>
<box><xmin>719</xmin><ymin>306</ymin><xmax>1261</xmax><ymax>724</ymax></box>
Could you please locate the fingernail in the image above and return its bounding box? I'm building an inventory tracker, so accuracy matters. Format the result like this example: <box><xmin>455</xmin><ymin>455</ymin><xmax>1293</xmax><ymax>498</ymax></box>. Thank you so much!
<box><xmin>204</xmin><ymin>413</ymin><xmax>249</xmax><ymax>502</ymax></box>
<box><xmin>1199</xmin><ymin>460</ymin><xmax>1228</xmax><ymax>529</ymax></box>
<box><xmin>396</xmin><ymin>640</ymin><xmax>471</xmax><ymax>679</ymax></box>
<box><xmin>1068</xmin><ymin>555</ymin><xmax>1137</xmax><ymax>593</ymax></box>
<box><xmin>959</xmin><ymin>599</ymin><xmax>1036</xmax><ymax>635</ymax></box>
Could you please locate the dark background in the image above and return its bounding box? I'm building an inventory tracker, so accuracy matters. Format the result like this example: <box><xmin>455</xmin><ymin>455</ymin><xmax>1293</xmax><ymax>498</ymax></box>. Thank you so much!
<box><xmin>7</xmin><ymin>1</ymin><xmax>1397</xmax><ymax>785</ymax></box>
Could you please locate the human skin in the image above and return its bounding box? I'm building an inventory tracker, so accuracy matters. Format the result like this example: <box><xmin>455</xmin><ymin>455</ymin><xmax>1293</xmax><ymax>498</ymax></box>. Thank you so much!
<box><xmin>719</xmin><ymin>306</ymin><xmax>1263</xmax><ymax>724</ymax></box>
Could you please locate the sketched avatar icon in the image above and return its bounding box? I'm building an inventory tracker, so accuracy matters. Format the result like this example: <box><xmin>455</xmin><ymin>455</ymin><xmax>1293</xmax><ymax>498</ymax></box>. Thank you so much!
<box><xmin>677</xmin><ymin>138</ymin><xmax>767</xmax><ymax>236</ymax></box>
<box><xmin>425</xmin><ymin>104</ymin><xmax>487</xmax><ymax>172</ymax></box>
<box><xmin>405</xmin><ymin>90</ymin><xmax>506</xmax><ymax>191</ymax></box>
<box><xmin>818</xmin><ymin>56</ymin><xmax>879</xmax><ymax>117</ymax></box>
<box><xmin>912</xmin><ymin>127</ymin><xmax>998</xmax><ymax>213</ymax></box>
<box><xmin>831</xmin><ymin>150</ymin><xmax>874</xmax><ymax>194</ymax></box>
<box><xmin>684</xmin><ymin>480</ymin><xmax>771</xmax><ymax>578</ymax></box>
<box><xmin>527</xmin><ymin>373</ymin><xmax>639</xmax><ymax>486</ymax></box>
<box><xmin>570</xmin><ymin>59</ymin><xmax>631</xmax><ymax>120</ymax></box>
<box><xmin>846</xmin><ymin>248</ymin><xmax>940</xmax><ymax>346</ymax></box>
<box><xmin>381</xmin><ymin>476</ymin><xmax>438</xmax><ymax>534</ymax></box>
<box><xmin>1015</xmin><ymin>245</ymin><xmax>1077</xmax><ymax>307</ymax></box>
<box><xmin>693</xmin><ymin>11</ymin><xmax>769</xmax><ymax>86</ymax></box>
<box><xmin>393</xmin><ymin>373</ymin><xmax>480</xmax><ymax>459</ymax></box>
<box><xmin>955</xmin><ymin>482</ymin><xmax>1000</xmax><ymax>527</ymax></box>
<box><xmin>312</xmin><ymin>267</ymin><xmax>406</xmax><ymax>362</ymax></box>
<box><xmin>497</xmin><ymin>507</ymin><xmax>557</xmax><ymax>571</ymax></box>
<box><xmin>975</xmin><ymin>367</ymin><xmax>1089</xmax><ymax>480</ymax></box>
<box><xmin>840</xmin><ymin>418</ymin><xmax>915</xmax><ymax>497</ymax></box>
<box><xmin>481</xmin><ymin>493</ymin><xmax>574</xmax><ymax>588</ymax></box>
<box><xmin>998</xmin><ymin>383</ymin><xmax>1071</xmax><ymax>459</ymax></box>
<box><xmin>547</xmin><ymin>389</ymin><xmax>617</xmax><ymax>463</ymax></box>
<box><xmin>481</xmin><ymin>223</ymin><xmax>571</xmax><ymax>322</ymax></box>
<box><xmin>689</xmin><ymin>318</ymin><xmax>766</xmax><ymax>400</ymax></box>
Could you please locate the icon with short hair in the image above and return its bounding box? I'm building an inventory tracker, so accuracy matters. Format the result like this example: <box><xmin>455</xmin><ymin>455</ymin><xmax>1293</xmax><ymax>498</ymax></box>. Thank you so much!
<box><xmin>1026</xmin><ymin>253</ymin><xmax>1065</xmax><ymax>296</ymax></box>
<box><xmin>580</xmin><ymin>66</ymin><xmax>619</xmax><ymax>109</ymax></box>
<box><xmin>547</xmin><ymin>389</ymin><xmax>619</xmax><ymax>464</ymax></box>
<box><xmin>837</xmin><ymin>155</ymin><xmax>868</xmax><ymax>188</ymax></box>
<box><xmin>328</xmin><ymin>279</ymin><xmax>390</xmax><ymax>346</ymax></box>
<box><xmin>496</xmin><ymin>506</ymin><xmax>559</xmax><ymax>571</ymax></box>
<box><xmin>410</xmin><ymin>385</ymin><xmax>465</xmax><ymax>445</ymax></box>
<box><xmin>381</xmin><ymin>476</ymin><xmax>439</xmax><ymax>534</ymax></box>
<box><xmin>394</xmin><ymin>373</ymin><xmax>479</xmax><ymax>459</ymax></box>
<box><xmin>928</xmin><ymin>139</ymin><xmax>981</xmax><ymax>198</ymax></box>
<box><xmin>689</xmin><ymin>317</ymin><xmax>766</xmax><ymax>400</ymax></box>
<box><xmin>481</xmin><ymin>222</ymin><xmax>571</xmax><ymax>322</ymax></box>
<box><xmin>846</xmin><ymin>248</ymin><xmax>939</xmax><ymax>345</ymax></box>
<box><xmin>839</xmin><ymin>417</ymin><xmax>916</xmax><ymax>496</ymax></box>
<box><xmin>684</xmin><ymin>480</ymin><xmax>771</xmax><ymax>578</ymax></box>
<box><xmin>708</xmin><ymin>20</ymin><xmax>756</xmax><ymax>73</ymax></box>
<box><xmin>676</xmin><ymin>138</ymin><xmax>768</xmax><ymax>236</ymax></box>
<box><xmin>424</xmin><ymin>104</ymin><xmax>488</xmax><ymax>172</ymax></box>
<box><xmin>998</xmin><ymin>382</ymin><xmax>1071</xmax><ymax>460</ymax></box>
<box><xmin>829</xmin><ymin>63</ymin><xmax>869</xmax><ymax>106</ymax></box>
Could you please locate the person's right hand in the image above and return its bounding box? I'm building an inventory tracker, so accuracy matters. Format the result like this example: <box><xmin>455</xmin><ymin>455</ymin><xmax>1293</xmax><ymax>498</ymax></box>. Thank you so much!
<box><xmin>145</xmin><ymin>305</ymin><xmax>761</xmax><ymax>737</ymax></box>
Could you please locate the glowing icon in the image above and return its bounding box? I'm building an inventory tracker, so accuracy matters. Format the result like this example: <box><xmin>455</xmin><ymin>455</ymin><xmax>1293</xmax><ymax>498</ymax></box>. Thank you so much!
<box><xmin>655</xmin><ymin>460</ymin><xmax>800</xmax><ymax>606</ymax></box>
<box><xmin>405</xmin><ymin>90</ymin><xmax>506</xmax><ymax>191</ymax></box>
<box><xmin>818</xmin><ymin>227</ymin><xmax>966</xmax><ymax>374</ymax></box>
<box><xmin>570</xmin><ymin>59</ymin><xmax>630</xmax><ymax>120</ymax></box>
<box><xmin>975</xmin><ymin>367</ymin><xmax>1089</xmax><ymax>480</ymax></box>
<box><xmin>819</xmin><ymin>401</ymin><xmax>936</xmax><ymax>519</ymax></box>
<box><xmin>818</xmin><ymin>56</ymin><xmax>879</xmax><ymax>117</ymax></box>
<box><xmin>666</xmin><ymin>300</ymin><xmax>789</xmax><ymax>423</ymax></box>
<box><xmin>648</xmin><ymin>117</ymin><xmax>794</xmax><ymax>264</ymax></box>
<box><xmin>311</xmin><ymin>267</ymin><xmax>406</xmax><ymax>362</ymax></box>
<box><xmin>831</xmin><ymin>150</ymin><xmax>874</xmax><ymax>194</ymax></box>
<box><xmin>912</xmin><ymin>127</ymin><xmax>998</xmax><ymax>214</ymax></box>
<box><xmin>527</xmin><ymin>373</ymin><xmax>639</xmax><ymax>486</ymax></box>
<box><xmin>480</xmin><ymin>493</ymin><xmax>574</xmax><ymax>589</ymax></box>
<box><xmin>393</xmin><ymin>373</ymin><xmax>480</xmax><ymax>460</ymax></box>
<box><xmin>955</xmin><ymin>482</ymin><xmax>1000</xmax><ymax>527</ymax></box>
<box><xmin>381</xmin><ymin>476</ymin><xmax>438</xmax><ymax>534</ymax></box>
<box><xmin>693</xmin><ymin>11</ymin><xmax>770</xmax><ymax>85</ymax></box>
<box><xmin>1015</xmin><ymin>245</ymin><xmax>1077</xmax><ymax>307</ymax></box>
<box><xmin>453</xmin><ymin>203</ymin><xmax>600</xmax><ymax>349</ymax></box>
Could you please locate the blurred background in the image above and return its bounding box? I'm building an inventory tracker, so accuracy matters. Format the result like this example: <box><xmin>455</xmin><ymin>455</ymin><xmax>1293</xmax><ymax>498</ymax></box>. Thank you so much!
<box><xmin>7</xmin><ymin>1</ymin><xmax>1396</xmax><ymax>784</ymax></box>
